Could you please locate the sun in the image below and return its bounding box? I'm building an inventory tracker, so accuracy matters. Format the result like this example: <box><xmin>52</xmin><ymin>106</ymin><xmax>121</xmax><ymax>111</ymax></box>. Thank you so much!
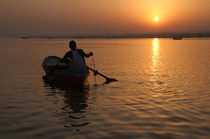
<box><xmin>154</xmin><ymin>17</ymin><xmax>159</xmax><ymax>22</ymax></box>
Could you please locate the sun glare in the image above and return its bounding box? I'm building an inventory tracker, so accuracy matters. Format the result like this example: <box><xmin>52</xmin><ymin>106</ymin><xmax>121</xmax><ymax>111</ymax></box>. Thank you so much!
<box><xmin>154</xmin><ymin>17</ymin><xmax>159</xmax><ymax>22</ymax></box>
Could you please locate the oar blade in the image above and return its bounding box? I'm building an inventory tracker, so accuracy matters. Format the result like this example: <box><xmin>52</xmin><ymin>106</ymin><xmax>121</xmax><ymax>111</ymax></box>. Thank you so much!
<box><xmin>106</xmin><ymin>78</ymin><xmax>118</xmax><ymax>83</ymax></box>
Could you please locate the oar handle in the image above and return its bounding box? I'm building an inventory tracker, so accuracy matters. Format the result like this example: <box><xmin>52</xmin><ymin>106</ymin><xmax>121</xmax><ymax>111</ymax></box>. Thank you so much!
<box><xmin>87</xmin><ymin>67</ymin><xmax>118</xmax><ymax>82</ymax></box>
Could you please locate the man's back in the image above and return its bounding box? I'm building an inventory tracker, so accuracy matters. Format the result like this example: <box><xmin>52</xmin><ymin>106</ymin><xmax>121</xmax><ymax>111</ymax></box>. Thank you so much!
<box><xmin>62</xmin><ymin>49</ymin><xmax>90</xmax><ymax>63</ymax></box>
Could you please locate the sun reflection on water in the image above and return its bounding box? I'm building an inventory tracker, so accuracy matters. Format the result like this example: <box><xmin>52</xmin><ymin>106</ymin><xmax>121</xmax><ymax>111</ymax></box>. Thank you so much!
<box><xmin>152</xmin><ymin>38</ymin><xmax>160</xmax><ymax>70</ymax></box>
<box><xmin>150</xmin><ymin>38</ymin><xmax>161</xmax><ymax>91</ymax></box>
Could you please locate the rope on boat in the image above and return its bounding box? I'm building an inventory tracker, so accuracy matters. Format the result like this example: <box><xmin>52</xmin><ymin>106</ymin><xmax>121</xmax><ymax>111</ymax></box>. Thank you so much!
<box><xmin>91</xmin><ymin>56</ymin><xmax>97</xmax><ymax>84</ymax></box>
<box><xmin>91</xmin><ymin>56</ymin><xmax>96</xmax><ymax>70</ymax></box>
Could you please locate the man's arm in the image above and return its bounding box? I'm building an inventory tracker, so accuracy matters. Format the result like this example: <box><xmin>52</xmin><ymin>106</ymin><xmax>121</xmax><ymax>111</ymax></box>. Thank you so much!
<box><xmin>78</xmin><ymin>49</ymin><xmax>93</xmax><ymax>58</ymax></box>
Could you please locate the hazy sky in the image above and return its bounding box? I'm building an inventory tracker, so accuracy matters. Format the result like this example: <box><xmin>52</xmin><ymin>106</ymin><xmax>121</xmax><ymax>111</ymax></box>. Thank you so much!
<box><xmin>0</xmin><ymin>0</ymin><xmax>210</xmax><ymax>37</ymax></box>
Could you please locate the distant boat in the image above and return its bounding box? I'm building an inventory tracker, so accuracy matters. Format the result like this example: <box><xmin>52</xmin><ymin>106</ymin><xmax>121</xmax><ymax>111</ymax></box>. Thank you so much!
<box><xmin>173</xmin><ymin>35</ymin><xmax>183</xmax><ymax>40</ymax></box>
<box><xmin>46</xmin><ymin>36</ymin><xmax>54</xmax><ymax>39</ymax></box>
<box><xmin>21</xmin><ymin>37</ymin><xmax>29</xmax><ymax>39</ymax></box>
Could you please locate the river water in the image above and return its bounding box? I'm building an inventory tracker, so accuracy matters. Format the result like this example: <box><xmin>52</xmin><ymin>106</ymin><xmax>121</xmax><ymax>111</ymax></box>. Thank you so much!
<box><xmin>0</xmin><ymin>38</ymin><xmax>209</xmax><ymax>138</ymax></box>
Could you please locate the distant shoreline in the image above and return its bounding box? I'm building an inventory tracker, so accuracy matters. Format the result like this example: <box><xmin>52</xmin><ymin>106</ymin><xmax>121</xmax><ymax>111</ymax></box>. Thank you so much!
<box><xmin>20</xmin><ymin>31</ymin><xmax>210</xmax><ymax>39</ymax></box>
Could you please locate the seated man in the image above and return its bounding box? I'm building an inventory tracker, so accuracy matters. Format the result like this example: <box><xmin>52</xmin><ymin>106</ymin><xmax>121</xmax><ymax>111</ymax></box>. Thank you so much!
<box><xmin>62</xmin><ymin>40</ymin><xmax>93</xmax><ymax>74</ymax></box>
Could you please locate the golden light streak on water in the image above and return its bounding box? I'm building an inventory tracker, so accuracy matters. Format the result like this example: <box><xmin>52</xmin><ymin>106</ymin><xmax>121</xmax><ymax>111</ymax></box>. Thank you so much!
<box><xmin>150</xmin><ymin>38</ymin><xmax>161</xmax><ymax>93</ymax></box>
<box><xmin>152</xmin><ymin>38</ymin><xmax>160</xmax><ymax>70</ymax></box>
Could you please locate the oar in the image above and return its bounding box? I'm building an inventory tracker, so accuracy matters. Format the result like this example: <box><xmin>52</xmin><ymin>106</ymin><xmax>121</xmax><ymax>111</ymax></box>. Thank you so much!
<box><xmin>87</xmin><ymin>67</ymin><xmax>118</xmax><ymax>83</ymax></box>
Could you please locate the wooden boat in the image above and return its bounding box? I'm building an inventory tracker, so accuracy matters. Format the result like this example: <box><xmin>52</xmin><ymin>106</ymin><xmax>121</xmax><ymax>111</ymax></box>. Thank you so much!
<box><xmin>42</xmin><ymin>56</ymin><xmax>89</xmax><ymax>87</ymax></box>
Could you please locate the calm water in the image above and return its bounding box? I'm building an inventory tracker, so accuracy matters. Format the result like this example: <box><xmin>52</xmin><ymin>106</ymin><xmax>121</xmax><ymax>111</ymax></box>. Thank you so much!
<box><xmin>0</xmin><ymin>38</ymin><xmax>209</xmax><ymax>139</ymax></box>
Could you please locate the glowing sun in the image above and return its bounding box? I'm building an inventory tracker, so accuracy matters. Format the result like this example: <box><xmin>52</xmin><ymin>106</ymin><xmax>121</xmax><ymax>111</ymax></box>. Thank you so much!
<box><xmin>154</xmin><ymin>17</ymin><xmax>159</xmax><ymax>22</ymax></box>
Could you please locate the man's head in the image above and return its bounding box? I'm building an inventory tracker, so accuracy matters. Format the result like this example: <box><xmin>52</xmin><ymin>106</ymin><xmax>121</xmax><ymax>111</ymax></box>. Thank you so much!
<box><xmin>69</xmin><ymin>40</ymin><xmax>76</xmax><ymax>50</ymax></box>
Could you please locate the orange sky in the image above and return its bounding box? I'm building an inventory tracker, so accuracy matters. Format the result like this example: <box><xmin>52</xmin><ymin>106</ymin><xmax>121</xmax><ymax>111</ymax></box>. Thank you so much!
<box><xmin>0</xmin><ymin>0</ymin><xmax>210</xmax><ymax>37</ymax></box>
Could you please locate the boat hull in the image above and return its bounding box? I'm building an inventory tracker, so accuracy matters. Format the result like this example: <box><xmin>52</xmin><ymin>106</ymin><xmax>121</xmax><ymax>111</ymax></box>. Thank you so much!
<box><xmin>52</xmin><ymin>71</ymin><xmax>89</xmax><ymax>87</ymax></box>
<box><xmin>42</xmin><ymin>56</ymin><xmax>89</xmax><ymax>87</ymax></box>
